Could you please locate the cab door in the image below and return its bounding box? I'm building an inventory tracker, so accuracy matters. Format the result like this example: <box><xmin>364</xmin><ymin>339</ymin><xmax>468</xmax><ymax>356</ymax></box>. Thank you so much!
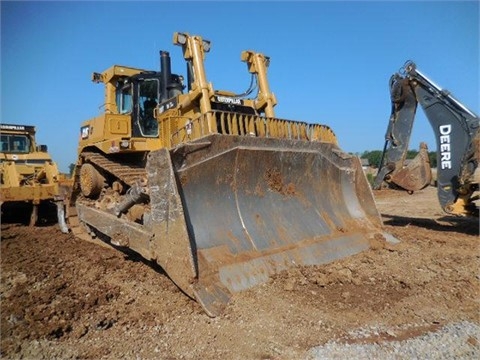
<box><xmin>133</xmin><ymin>78</ymin><xmax>160</xmax><ymax>137</ymax></box>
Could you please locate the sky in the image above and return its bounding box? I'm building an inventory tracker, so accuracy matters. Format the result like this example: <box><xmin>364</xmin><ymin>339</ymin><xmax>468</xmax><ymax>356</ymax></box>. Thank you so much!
<box><xmin>1</xmin><ymin>0</ymin><xmax>478</xmax><ymax>173</ymax></box>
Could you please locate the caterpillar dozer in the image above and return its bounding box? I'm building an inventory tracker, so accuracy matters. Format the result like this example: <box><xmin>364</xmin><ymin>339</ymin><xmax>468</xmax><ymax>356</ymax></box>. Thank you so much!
<box><xmin>0</xmin><ymin>123</ymin><xmax>69</xmax><ymax>232</ymax></box>
<box><xmin>69</xmin><ymin>32</ymin><xmax>386</xmax><ymax>316</ymax></box>
<box><xmin>374</xmin><ymin>61</ymin><xmax>479</xmax><ymax>216</ymax></box>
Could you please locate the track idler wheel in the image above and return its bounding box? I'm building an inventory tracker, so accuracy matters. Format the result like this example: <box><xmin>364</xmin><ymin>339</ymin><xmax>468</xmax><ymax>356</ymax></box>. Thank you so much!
<box><xmin>80</xmin><ymin>163</ymin><xmax>105</xmax><ymax>198</ymax></box>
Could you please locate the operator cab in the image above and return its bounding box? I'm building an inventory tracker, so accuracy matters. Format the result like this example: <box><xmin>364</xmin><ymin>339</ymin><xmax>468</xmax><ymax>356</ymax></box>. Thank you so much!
<box><xmin>99</xmin><ymin>51</ymin><xmax>184</xmax><ymax>140</ymax></box>
<box><xmin>0</xmin><ymin>124</ymin><xmax>35</xmax><ymax>154</ymax></box>
<box><xmin>115</xmin><ymin>71</ymin><xmax>184</xmax><ymax>138</ymax></box>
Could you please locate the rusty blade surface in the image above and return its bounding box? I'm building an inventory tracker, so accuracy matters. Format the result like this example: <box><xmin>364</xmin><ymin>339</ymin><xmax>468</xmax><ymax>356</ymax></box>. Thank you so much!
<box><xmin>148</xmin><ymin>135</ymin><xmax>383</xmax><ymax>316</ymax></box>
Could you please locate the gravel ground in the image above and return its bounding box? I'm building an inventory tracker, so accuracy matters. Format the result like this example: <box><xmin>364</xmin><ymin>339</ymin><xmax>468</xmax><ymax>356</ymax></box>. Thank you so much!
<box><xmin>307</xmin><ymin>321</ymin><xmax>480</xmax><ymax>359</ymax></box>
<box><xmin>2</xmin><ymin>187</ymin><xmax>478</xmax><ymax>359</ymax></box>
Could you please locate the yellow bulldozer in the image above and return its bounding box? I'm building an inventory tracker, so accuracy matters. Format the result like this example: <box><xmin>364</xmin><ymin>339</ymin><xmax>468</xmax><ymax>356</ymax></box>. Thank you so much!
<box><xmin>0</xmin><ymin>123</ymin><xmax>69</xmax><ymax>232</ymax></box>
<box><xmin>69</xmin><ymin>32</ymin><xmax>387</xmax><ymax>316</ymax></box>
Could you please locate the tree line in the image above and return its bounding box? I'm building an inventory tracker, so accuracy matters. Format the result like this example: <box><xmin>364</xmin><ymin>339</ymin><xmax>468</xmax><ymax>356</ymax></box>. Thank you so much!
<box><xmin>359</xmin><ymin>149</ymin><xmax>437</xmax><ymax>168</ymax></box>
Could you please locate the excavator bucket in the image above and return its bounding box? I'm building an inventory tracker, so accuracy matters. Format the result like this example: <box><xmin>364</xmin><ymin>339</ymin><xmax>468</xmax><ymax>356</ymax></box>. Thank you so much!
<box><xmin>147</xmin><ymin>134</ymin><xmax>384</xmax><ymax>316</ymax></box>
<box><xmin>388</xmin><ymin>142</ymin><xmax>432</xmax><ymax>192</ymax></box>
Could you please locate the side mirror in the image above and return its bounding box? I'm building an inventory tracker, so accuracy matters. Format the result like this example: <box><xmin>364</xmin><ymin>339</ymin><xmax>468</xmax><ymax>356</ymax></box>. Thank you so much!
<box><xmin>37</xmin><ymin>145</ymin><xmax>48</xmax><ymax>152</ymax></box>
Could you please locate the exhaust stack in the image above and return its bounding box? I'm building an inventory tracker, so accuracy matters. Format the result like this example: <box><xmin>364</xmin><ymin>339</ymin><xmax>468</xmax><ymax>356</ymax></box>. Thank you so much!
<box><xmin>160</xmin><ymin>51</ymin><xmax>172</xmax><ymax>102</ymax></box>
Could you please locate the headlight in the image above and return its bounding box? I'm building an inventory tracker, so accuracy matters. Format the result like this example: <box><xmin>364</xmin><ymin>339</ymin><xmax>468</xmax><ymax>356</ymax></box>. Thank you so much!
<box><xmin>202</xmin><ymin>40</ymin><xmax>211</xmax><ymax>52</ymax></box>
<box><xmin>174</xmin><ymin>32</ymin><xmax>187</xmax><ymax>45</ymax></box>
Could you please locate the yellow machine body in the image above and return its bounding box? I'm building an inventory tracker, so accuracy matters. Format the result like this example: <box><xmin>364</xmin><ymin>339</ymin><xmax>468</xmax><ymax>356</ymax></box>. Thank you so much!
<box><xmin>1</xmin><ymin>124</ymin><xmax>69</xmax><ymax>231</ymax></box>
<box><xmin>70</xmin><ymin>33</ymin><xmax>385</xmax><ymax>316</ymax></box>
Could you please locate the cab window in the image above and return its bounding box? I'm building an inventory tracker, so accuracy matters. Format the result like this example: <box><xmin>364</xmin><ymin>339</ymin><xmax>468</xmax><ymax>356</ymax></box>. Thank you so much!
<box><xmin>138</xmin><ymin>79</ymin><xmax>159</xmax><ymax>137</ymax></box>
<box><xmin>116</xmin><ymin>83</ymin><xmax>133</xmax><ymax>114</ymax></box>
<box><xmin>1</xmin><ymin>134</ymin><xmax>30</xmax><ymax>153</ymax></box>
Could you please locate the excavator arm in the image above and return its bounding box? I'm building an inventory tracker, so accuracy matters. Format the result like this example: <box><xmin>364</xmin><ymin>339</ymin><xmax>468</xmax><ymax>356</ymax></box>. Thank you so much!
<box><xmin>374</xmin><ymin>61</ymin><xmax>479</xmax><ymax>216</ymax></box>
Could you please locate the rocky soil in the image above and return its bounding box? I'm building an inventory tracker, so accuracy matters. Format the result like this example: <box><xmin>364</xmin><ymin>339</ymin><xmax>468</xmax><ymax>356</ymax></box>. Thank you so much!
<box><xmin>1</xmin><ymin>186</ymin><xmax>479</xmax><ymax>359</ymax></box>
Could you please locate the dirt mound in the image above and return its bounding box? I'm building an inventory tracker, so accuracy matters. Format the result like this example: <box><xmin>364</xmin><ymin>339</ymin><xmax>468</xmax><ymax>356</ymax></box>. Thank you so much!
<box><xmin>1</xmin><ymin>186</ymin><xmax>479</xmax><ymax>359</ymax></box>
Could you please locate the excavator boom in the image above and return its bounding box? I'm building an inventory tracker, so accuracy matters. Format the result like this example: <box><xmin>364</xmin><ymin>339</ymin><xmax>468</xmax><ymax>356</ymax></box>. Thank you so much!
<box><xmin>374</xmin><ymin>61</ymin><xmax>479</xmax><ymax>216</ymax></box>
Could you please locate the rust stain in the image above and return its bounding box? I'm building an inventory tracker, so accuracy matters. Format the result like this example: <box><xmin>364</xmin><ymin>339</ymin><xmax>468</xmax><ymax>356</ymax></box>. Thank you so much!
<box><xmin>179</xmin><ymin>174</ymin><xmax>188</xmax><ymax>187</ymax></box>
<box><xmin>264</xmin><ymin>169</ymin><xmax>296</xmax><ymax>197</ymax></box>
<box><xmin>264</xmin><ymin>168</ymin><xmax>283</xmax><ymax>192</ymax></box>
<box><xmin>283</xmin><ymin>182</ymin><xmax>296</xmax><ymax>196</ymax></box>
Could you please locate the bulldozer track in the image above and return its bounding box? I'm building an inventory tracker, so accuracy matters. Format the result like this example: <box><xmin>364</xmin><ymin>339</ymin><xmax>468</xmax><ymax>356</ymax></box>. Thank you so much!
<box><xmin>66</xmin><ymin>151</ymin><xmax>148</xmax><ymax>244</ymax></box>
<box><xmin>81</xmin><ymin>151</ymin><xmax>147</xmax><ymax>186</ymax></box>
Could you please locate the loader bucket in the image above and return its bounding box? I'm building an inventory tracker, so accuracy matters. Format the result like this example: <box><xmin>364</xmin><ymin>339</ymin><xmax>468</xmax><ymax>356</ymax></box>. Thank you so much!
<box><xmin>147</xmin><ymin>134</ymin><xmax>383</xmax><ymax>316</ymax></box>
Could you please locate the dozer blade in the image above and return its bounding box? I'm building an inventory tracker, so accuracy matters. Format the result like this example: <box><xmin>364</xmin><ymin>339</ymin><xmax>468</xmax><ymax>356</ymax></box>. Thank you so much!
<box><xmin>147</xmin><ymin>134</ymin><xmax>383</xmax><ymax>316</ymax></box>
